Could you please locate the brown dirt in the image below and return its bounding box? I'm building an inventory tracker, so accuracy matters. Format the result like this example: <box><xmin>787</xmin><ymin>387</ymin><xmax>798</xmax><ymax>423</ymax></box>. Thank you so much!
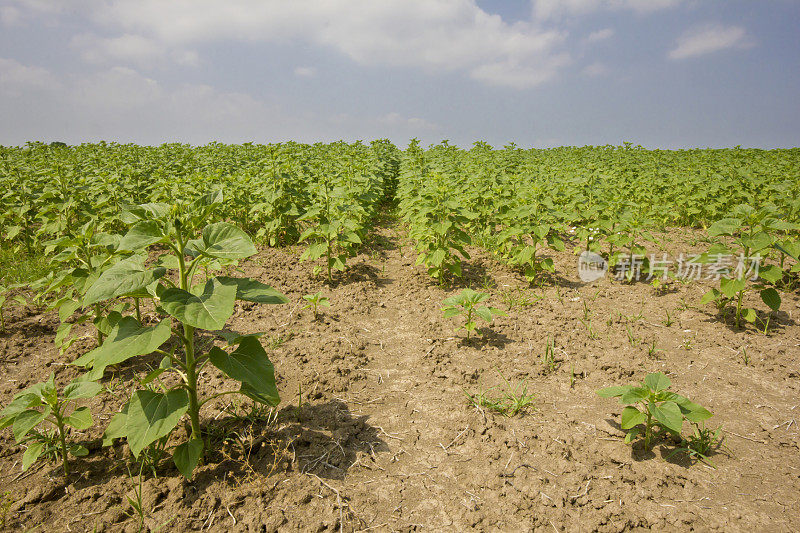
<box><xmin>0</xmin><ymin>219</ymin><xmax>799</xmax><ymax>532</ymax></box>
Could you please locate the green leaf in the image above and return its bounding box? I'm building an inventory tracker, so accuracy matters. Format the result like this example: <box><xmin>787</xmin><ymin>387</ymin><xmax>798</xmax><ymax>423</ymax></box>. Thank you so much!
<box><xmin>758</xmin><ymin>265</ymin><xmax>784</xmax><ymax>284</ymax></box>
<box><xmin>644</xmin><ymin>373</ymin><xmax>671</xmax><ymax>393</ymax></box>
<box><xmin>173</xmin><ymin>439</ymin><xmax>204</xmax><ymax>478</ymax></box>
<box><xmin>208</xmin><ymin>336</ymin><xmax>279</xmax><ymax>406</ymax></box>
<box><xmin>720</xmin><ymin>277</ymin><xmax>746</xmax><ymax>299</ymax></box>
<box><xmin>217</xmin><ymin>277</ymin><xmax>289</xmax><ymax>305</ymax></box>
<box><xmin>707</xmin><ymin>218</ymin><xmax>741</xmax><ymax>237</ymax></box>
<box><xmin>186</xmin><ymin>222</ymin><xmax>256</xmax><ymax>260</ymax></box>
<box><xmin>700</xmin><ymin>289</ymin><xmax>721</xmax><ymax>305</ymax></box>
<box><xmin>740</xmin><ymin>231</ymin><xmax>772</xmax><ymax>253</ymax></box>
<box><xmin>83</xmin><ymin>257</ymin><xmax>166</xmax><ymax>306</ymax></box>
<box><xmin>760</xmin><ymin>288</ymin><xmax>781</xmax><ymax>312</ymax></box>
<box><xmin>64</xmin><ymin>406</ymin><xmax>93</xmax><ymax>430</ymax></box>
<box><xmin>741</xmin><ymin>307</ymin><xmax>757</xmax><ymax>323</ymax></box>
<box><xmin>442</xmin><ymin>307</ymin><xmax>461</xmax><ymax>318</ymax></box>
<box><xmin>63</xmin><ymin>379</ymin><xmax>103</xmax><ymax>401</ymax></box>
<box><xmin>596</xmin><ymin>385</ymin><xmax>631</xmax><ymax>398</ymax></box>
<box><xmin>160</xmin><ymin>278</ymin><xmax>236</xmax><ymax>330</ymax></box>
<box><xmin>73</xmin><ymin>318</ymin><xmax>172</xmax><ymax>380</ymax></box>
<box><xmin>474</xmin><ymin>306</ymin><xmax>492</xmax><ymax>322</ymax></box>
<box><xmin>620</xmin><ymin>406</ymin><xmax>646</xmax><ymax>430</ymax></box>
<box><xmin>624</xmin><ymin>427</ymin><xmax>641</xmax><ymax>444</ymax></box>
<box><xmin>648</xmin><ymin>401</ymin><xmax>683</xmax><ymax>433</ymax></box>
<box><xmin>102</xmin><ymin>406</ymin><xmax>128</xmax><ymax>447</ymax></box>
<box><xmin>12</xmin><ymin>408</ymin><xmax>50</xmax><ymax>442</ymax></box>
<box><xmin>22</xmin><ymin>441</ymin><xmax>44</xmax><ymax>470</ymax></box>
<box><xmin>620</xmin><ymin>387</ymin><xmax>649</xmax><ymax>405</ymax></box>
<box><xmin>69</xmin><ymin>445</ymin><xmax>89</xmax><ymax>457</ymax></box>
<box><xmin>666</xmin><ymin>393</ymin><xmax>713</xmax><ymax>422</ymax></box>
<box><xmin>125</xmin><ymin>390</ymin><xmax>189</xmax><ymax>457</ymax></box>
<box><xmin>117</xmin><ymin>221</ymin><xmax>164</xmax><ymax>251</ymax></box>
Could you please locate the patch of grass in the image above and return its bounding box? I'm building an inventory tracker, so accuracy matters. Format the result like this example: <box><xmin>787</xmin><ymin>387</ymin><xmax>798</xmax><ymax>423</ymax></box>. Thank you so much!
<box><xmin>464</xmin><ymin>369</ymin><xmax>535</xmax><ymax>417</ymax></box>
<box><xmin>0</xmin><ymin>247</ymin><xmax>49</xmax><ymax>286</ymax></box>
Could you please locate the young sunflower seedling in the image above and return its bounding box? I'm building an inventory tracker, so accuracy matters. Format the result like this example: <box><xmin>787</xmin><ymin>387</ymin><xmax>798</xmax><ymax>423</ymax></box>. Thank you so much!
<box><xmin>442</xmin><ymin>288</ymin><xmax>505</xmax><ymax>340</ymax></box>
<box><xmin>0</xmin><ymin>374</ymin><xmax>102</xmax><ymax>476</ymax></box>
<box><xmin>302</xmin><ymin>291</ymin><xmax>330</xmax><ymax>320</ymax></box>
<box><xmin>596</xmin><ymin>372</ymin><xmax>712</xmax><ymax>451</ymax></box>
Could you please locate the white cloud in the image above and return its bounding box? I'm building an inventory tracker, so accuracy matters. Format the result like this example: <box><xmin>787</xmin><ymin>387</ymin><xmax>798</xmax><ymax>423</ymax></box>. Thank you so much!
<box><xmin>0</xmin><ymin>6</ymin><xmax>22</xmax><ymax>26</ymax></box>
<box><xmin>70</xmin><ymin>33</ymin><xmax>199</xmax><ymax>68</ymax></box>
<box><xmin>582</xmin><ymin>62</ymin><xmax>609</xmax><ymax>77</ymax></box>
<box><xmin>668</xmin><ymin>24</ymin><xmax>755</xmax><ymax>60</ymax></box>
<box><xmin>0</xmin><ymin>60</ymin><xmax>441</xmax><ymax>144</ymax></box>
<box><xmin>583</xmin><ymin>28</ymin><xmax>615</xmax><ymax>44</ymax></box>
<box><xmin>294</xmin><ymin>66</ymin><xmax>316</xmax><ymax>78</ymax></box>
<box><xmin>532</xmin><ymin>0</ymin><xmax>683</xmax><ymax>20</ymax></box>
<box><xmin>379</xmin><ymin>112</ymin><xmax>438</xmax><ymax>130</ymax></box>
<box><xmin>87</xmin><ymin>0</ymin><xmax>569</xmax><ymax>89</ymax></box>
<box><xmin>0</xmin><ymin>57</ymin><xmax>59</xmax><ymax>95</ymax></box>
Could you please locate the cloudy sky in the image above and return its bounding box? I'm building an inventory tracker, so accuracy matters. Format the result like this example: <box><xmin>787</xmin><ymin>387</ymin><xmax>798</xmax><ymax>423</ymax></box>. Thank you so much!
<box><xmin>1</xmin><ymin>0</ymin><xmax>798</xmax><ymax>148</ymax></box>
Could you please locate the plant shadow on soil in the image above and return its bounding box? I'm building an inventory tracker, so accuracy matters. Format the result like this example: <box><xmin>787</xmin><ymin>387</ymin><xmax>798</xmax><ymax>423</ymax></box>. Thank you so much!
<box><xmin>190</xmin><ymin>400</ymin><xmax>389</xmax><ymax>494</ymax></box>
<box><xmin>700</xmin><ymin>308</ymin><xmax>795</xmax><ymax>334</ymax></box>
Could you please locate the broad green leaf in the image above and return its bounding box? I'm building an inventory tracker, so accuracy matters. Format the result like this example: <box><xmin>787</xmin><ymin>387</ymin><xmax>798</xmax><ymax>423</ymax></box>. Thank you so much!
<box><xmin>644</xmin><ymin>372</ymin><xmax>671</xmax><ymax>393</ymax></box>
<box><xmin>208</xmin><ymin>336</ymin><xmax>279</xmax><ymax>406</ymax></box>
<box><xmin>125</xmin><ymin>390</ymin><xmax>189</xmax><ymax>457</ymax></box>
<box><xmin>64</xmin><ymin>406</ymin><xmax>93</xmax><ymax>430</ymax></box>
<box><xmin>624</xmin><ymin>427</ymin><xmax>641</xmax><ymax>444</ymax></box>
<box><xmin>69</xmin><ymin>445</ymin><xmax>89</xmax><ymax>457</ymax></box>
<box><xmin>117</xmin><ymin>221</ymin><xmax>164</xmax><ymax>251</ymax></box>
<box><xmin>700</xmin><ymin>289</ymin><xmax>721</xmax><ymax>305</ymax></box>
<box><xmin>173</xmin><ymin>439</ymin><xmax>204</xmax><ymax>478</ymax></box>
<box><xmin>760</xmin><ymin>288</ymin><xmax>781</xmax><ymax>312</ymax></box>
<box><xmin>22</xmin><ymin>441</ymin><xmax>44</xmax><ymax>470</ymax></box>
<box><xmin>474</xmin><ymin>306</ymin><xmax>492</xmax><ymax>322</ymax></box>
<box><xmin>596</xmin><ymin>385</ymin><xmax>631</xmax><ymax>398</ymax></box>
<box><xmin>758</xmin><ymin>265</ymin><xmax>783</xmax><ymax>284</ymax></box>
<box><xmin>213</xmin><ymin>329</ymin><xmax>264</xmax><ymax>345</ymax></box>
<box><xmin>620</xmin><ymin>387</ymin><xmax>649</xmax><ymax>405</ymax></box>
<box><xmin>442</xmin><ymin>308</ymin><xmax>461</xmax><ymax>318</ymax></box>
<box><xmin>707</xmin><ymin>218</ymin><xmax>741</xmax><ymax>237</ymax></box>
<box><xmin>12</xmin><ymin>408</ymin><xmax>50</xmax><ymax>442</ymax></box>
<box><xmin>63</xmin><ymin>379</ymin><xmax>103</xmax><ymax>401</ymax></box>
<box><xmin>739</xmin><ymin>231</ymin><xmax>772</xmax><ymax>253</ymax></box>
<box><xmin>160</xmin><ymin>278</ymin><xmax>236</xmax><ymax>330</ymax></box>
<box><xmin>83</xmin><ymin>257</ymin><xmax>166</xmax><ymax>306</ymax></box>
<box><xmin>217</xmin><ymin>277</ymin><xmax>288</xmax><ymax>305</ymax></box>
<box><xmin>73</xmin><ymin>317</ymin><xmax>171</xmax><ymax>379</ymax></box>
<box><xmin>102</xmin><ymin>406</ymin><xmax>128</xmax><ymax>447</ymax></box>
<box><xmin>648</xmin><ymin>401</ymin><xmax>683</xmax><ymax>433</ymax></box>
<box><xmin>741</xmin><ymin>307</ymin><xmax>757</xmax><ymax>323</ymax></box>
<box><xmin>620</xmin><ymin>406</ymin><xmax>646</xmax><ymax>430</ymax></box>
<box><xmin>186</xmin><ymin>222</ymin><xmax>256</xmax><ymax>260</ymax></box>
<box><xmin>720</xmin><ymin>277</ymin><xmax>746</xmax><ymax>299</ymax></box>
<box><xmin>665</xmin><ymin>393</ymin><xmax>713</xmax><ymax>422</ymax></box>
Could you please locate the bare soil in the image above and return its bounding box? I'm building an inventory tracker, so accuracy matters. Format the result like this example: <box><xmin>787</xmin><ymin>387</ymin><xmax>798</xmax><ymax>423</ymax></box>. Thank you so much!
<box><xmin>1</xmin><ymin>219</ymin><xmax>798</xmax><ymax>532</ymax></box>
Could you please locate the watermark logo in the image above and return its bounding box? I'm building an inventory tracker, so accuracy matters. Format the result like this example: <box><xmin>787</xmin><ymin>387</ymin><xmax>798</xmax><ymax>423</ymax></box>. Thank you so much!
<box><xmin>578</xmin><ymin>251</ymin><xmax>608</xmax><ymax>282</ymax></box>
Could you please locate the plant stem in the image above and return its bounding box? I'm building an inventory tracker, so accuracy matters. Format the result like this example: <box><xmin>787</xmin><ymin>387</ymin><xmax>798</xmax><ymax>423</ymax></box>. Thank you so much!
<box><xmin>55</xmin><ymin>415</ymin><xmax>70</xmax><ymax>477</ymax></box>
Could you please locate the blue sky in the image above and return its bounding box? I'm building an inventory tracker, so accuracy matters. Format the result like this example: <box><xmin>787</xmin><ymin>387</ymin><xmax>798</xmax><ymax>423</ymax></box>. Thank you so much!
<box><xmin>1</xmin><ymin>0</ymin><xmax>798</xmax><ymax>148</ymax></box>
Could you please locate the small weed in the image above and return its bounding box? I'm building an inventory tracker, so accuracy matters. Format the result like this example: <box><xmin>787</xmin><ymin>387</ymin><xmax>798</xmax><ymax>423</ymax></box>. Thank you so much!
<box><xmin>579</xmin><ymin>317</ymin><xmax>598</xmax><ymax>339</ymax></box>
<box><xmin>646</xmin><ymin>339</ymin><xmax>663</xmax><ymax>358</ymax></box>
<box><xmin>680</xmin><ymin>337</ymin><xmax>694</xmax><ymax>351</ymax></box>
<box><xmin>0</xmin><ymin>491</ymin><xmax>15</xmax><ymax>529</ymax></box>
<box><xmin>625</xmin><ymin>325</ymin><xmax>639</xmax><ymax>347</ymax></box>
<box><xmin>669</xmin><ymin>423</ymin><xmax>727</xmax><ymax>468</ymax></box>
<box><xmin>541</xmin><ymin>337</ymin><xmax>558</xmax><ymax>373</ymax></box>
<box><xmin>464</xmin><ymin>369</ymin><xmax>535</xmax><ymax>417</ymax></box>
<box><xmin>498</xmin><ymin>286</ymin><xmax>541</xmax><ymax>311</ymax></box>
<box><xmin>663</xmin><ymin>309</ymin><xmax>673</xmax><ymax>327</ymax></box>
<box><xmin>741</xmin><ymin>347</ymin><xmax>749</xmax><ymax>366</ymax></box>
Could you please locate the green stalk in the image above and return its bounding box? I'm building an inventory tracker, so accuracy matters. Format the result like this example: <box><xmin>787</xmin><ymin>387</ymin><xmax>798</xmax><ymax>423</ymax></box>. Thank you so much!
<box><xmin>175</xmin><ymin>228</ymin><xmax>202</xmax><ymax>443</ymax></box>
<box><xmin>54</xmin><ymin>413</ymin><xmax>70</xmax><ymax>477</ymax></box>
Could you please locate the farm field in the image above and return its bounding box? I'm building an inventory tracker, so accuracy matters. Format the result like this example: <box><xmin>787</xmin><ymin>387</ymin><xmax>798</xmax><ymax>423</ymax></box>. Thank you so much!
<box><xmin>0</xmin><ymin>142</ymin><xmax>799</xmax><ymax>531</ymax></box>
